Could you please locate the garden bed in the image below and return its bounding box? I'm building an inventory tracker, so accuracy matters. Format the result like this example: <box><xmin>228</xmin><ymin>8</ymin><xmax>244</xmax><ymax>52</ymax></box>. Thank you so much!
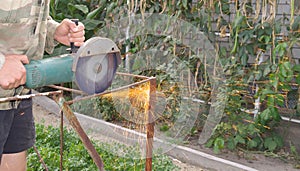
<box><xmin>32</xmin><ymin>95</ymin><xmax>300</xmax><ymax>171</ymax></box>
<box><xmin>31</xmin><ymin>101</ymin><xmax>204</xmax><ymax>171</ymax></box>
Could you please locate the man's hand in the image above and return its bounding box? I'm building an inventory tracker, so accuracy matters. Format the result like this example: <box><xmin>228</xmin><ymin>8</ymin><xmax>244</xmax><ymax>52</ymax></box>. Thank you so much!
<box><xmin>0</xmin><ymin>55</ymin><xmax>29</xmax><ymax>90</ymax></box>
<box><xmin>54</xmin><ymin>19</ymin><xmax>85</xmax><ymax>47</ymax></box>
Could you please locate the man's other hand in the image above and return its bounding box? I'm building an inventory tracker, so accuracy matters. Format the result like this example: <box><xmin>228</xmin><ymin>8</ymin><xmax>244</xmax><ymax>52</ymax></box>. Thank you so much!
<box><xmin>54</xmin><ymin>19</ymin><xmax>85</xmax><ymax>47</ymax></box>
<box><xmin>0</xmin><ymin>55</ymin><xmax>29</xmax><ymax>90</ymax></box>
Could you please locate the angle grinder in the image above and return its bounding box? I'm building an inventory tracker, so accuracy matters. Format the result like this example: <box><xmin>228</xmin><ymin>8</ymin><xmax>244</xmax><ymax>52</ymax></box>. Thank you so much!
<box><xmin>24</xmin><ymin>37</ymin><xmax>121</xmax><ymax>94</ymax></box>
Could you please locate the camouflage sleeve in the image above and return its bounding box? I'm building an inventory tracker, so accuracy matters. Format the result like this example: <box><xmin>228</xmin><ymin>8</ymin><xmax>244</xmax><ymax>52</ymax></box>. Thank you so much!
<box><xmin>0</xmin><ymin>52</ymin><xmax>4</xmax><ymax>70</ymax></box>
<box><xmin>44</xmin><ymin>16</ymin><xmax>59</xmax><ymax>54</ymax></box>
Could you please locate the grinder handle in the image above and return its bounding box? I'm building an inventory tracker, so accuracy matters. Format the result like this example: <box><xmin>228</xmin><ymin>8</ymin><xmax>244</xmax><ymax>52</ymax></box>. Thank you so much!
<box><xmin>70</xmin><ymin>19</ymin><xmax>79</xmax><ymax>53</ymax></box>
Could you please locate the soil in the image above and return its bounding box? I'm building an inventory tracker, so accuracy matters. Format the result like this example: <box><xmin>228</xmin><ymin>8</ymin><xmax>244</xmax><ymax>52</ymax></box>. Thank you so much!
<box><xmin>32</xmin><ymin>103</ymin><xmax>207</xmax><ymax>171</ymax></box>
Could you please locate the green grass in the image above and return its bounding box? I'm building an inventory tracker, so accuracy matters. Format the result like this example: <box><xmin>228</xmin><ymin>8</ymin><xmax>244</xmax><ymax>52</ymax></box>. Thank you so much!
<box><xmin>28</xmin><ymin>124</ymin><xmax>178</xmax><ymax>171</ymax></box>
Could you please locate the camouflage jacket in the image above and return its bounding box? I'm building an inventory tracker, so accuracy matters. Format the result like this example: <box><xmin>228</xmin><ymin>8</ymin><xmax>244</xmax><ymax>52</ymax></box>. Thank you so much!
<box><xmin>0</xmin><ymin>0</ymin><xmax>59</xmax><ymax>109</ymax></box>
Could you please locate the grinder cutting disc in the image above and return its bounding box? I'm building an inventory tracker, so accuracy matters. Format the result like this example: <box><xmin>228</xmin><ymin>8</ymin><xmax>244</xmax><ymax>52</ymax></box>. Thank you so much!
<box><xmin>73</xmin><ymin>37</ymin><xmax>121</xmax><ymax>94</ymax></box>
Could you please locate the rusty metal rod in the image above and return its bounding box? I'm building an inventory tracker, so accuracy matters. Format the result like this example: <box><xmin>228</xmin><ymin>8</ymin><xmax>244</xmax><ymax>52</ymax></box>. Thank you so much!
<box><xmin>33</xmin><ymin>146</ymin><xmax>49</xmax><ymax>171</ymax></box>
<box><xmin>48</xmin><ymin>72</ymin><xmax>151</xmax><ymax>96</ymax></box>
<box><xmin>116</xmin><ymin>72</ymin><xmax>152</xmax><ymax>79</ymax></box>
<box><xmin>47</xmin><ymin>85</ymin><xmax>87</xmax><ymax>95</ymax></box>
<box><xmin>59</xmin><ymin>85</ymin><xmax>64</xmax><ymax>171</ymax></box>
<box><xmin>54</xmin><ymin>96</ymin><xmax>105</xmax><ymax>171</ymax></box>
<box><xmin>66</xmin><ymin>77</ymin><xmax>156</xmax><ymax>105</ymax></box>
<box><xmin>60</xmin><ymin>109</ymin><xmax>64</xmax><ymax>171</ymax></box>
<box><xmin>145</xmin><ymin>78</ymin><xmax>156</xmax><ymax>171</ymax></box>
<box><xmin>0</xmin><ymin>90</ymin><xmax>62</xmax><ymax>103</ymax></box>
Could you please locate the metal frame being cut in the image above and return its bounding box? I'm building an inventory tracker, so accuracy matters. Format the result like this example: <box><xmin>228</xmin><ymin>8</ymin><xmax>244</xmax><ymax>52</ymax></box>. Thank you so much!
<box><xmin>0</xmin><ymin>72</ymin><xmax>156</xmax><ymax>171</ymax></box>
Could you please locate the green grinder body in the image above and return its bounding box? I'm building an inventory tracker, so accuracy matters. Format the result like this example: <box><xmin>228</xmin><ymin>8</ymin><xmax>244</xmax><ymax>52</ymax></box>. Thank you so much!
<box><xmin>24</xmin><ymin>55</ymin><xmax>74</xmax><ymax>89</ymax></box>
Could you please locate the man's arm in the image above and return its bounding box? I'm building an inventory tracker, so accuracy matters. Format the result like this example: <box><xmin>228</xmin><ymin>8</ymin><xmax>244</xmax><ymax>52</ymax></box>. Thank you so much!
<box><xmin>45</xmin><ymin>17</ymin><xmax>85</xmax><ymax>54</ymax></box>
<box><xmin>54</xmin><ymin>19</ymin><xmax>85</xmax><ymax>47</ymax></box>
<box><xmin>44</xmin><ymin>17</ymin><xmax>60</xmax><ymax>54</ymax></box>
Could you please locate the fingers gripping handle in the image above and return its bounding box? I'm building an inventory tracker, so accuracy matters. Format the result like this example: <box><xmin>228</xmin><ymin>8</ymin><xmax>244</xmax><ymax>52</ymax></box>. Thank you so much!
<box><xmin>70</xmin><ymin>19</ymin><xmax>79</xmax><ymax>53</ymax></box>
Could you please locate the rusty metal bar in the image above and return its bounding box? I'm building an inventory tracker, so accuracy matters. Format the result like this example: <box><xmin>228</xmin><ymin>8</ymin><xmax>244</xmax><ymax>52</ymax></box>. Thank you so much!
<box><xmin>59</xmin><ymin>85</ymin><xmax>64</xmax><ymax>171</ymax></box>
<box><xmin>0</xmin><ymin>90</ymin><xmax>62</xmax><ymax>103</ymax></box>
<box><xmin>66</xmin><ymin>77</ymin><xmax>156</xmax><ymax>105</ymax></box>
<box><xmin>116</xmin><ymin>72</ymin><xmax>151</xmax><ymax>79</ymax></box>
<box><xmin>47</xmin><ymin>85</ymin><xmax>87</xmax><ymax>95</ymax></box>
<box><xmin>47</xmin><ymin>73</ymin><xmax>151</xmax><ymax>98</ymax></box>
<box><xmin>33</xmin><ymin>146</ymin><xmax>49</xmax><ymax>171</ymax></box>
<box><xmin>145</xmin><ymin>78</ymin><xmax>156</xmax><ymax>171</ymax></box>
<box><xmin>54</xmin><ymin>96</ymin><xmax>105</xmax><ymax>171</ymax></box>
<box><xmin>60</xmin><ymin>109</ymin><xmax>64</xmax><ymax>171</ymax></box>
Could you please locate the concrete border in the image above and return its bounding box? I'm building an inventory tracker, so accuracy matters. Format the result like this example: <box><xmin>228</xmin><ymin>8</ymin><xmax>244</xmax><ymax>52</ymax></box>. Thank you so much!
<box><xmin>32</xmin><ymin>94</ymin><xmax>262</xmax><ymax>171</ymax></box>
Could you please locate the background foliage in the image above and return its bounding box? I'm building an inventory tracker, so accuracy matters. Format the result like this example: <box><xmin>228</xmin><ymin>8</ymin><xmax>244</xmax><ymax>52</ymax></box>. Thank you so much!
<box><xmin>49</xmin><ymin>0</ymin><xmax>300</xmax><ymax>156</ymax></box>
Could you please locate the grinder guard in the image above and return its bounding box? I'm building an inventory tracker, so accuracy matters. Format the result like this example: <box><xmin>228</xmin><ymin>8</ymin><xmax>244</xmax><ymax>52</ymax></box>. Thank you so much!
<box><xmin>73</xmin><ymin>37</ymin><xmax>121</xmax><ymax>94</ymax></box>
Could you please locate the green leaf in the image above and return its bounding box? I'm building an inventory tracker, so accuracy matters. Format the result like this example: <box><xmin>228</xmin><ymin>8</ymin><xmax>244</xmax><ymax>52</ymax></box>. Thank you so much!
<box><xmin>273</xmin><ymin>135</ymin><xmax>284</xmax><ymax>148</ymax></box>
<box><xmin>283</xmin><ymin>61</ymin><xmax>292</xmax><ymax>71</ymax></box>
<box><xmin>270</xmin><ymin>107</ymin><xmax>281</xmax><ymax>121</ymax></box>
<box><xmin>213</xmin><ymin>137</ymin><xmax>225</xmax><ymax>153</ymax></box>
<box><xmin>227</xmin><ymin>137</ymin><xmax>236</xmax><ymax>150</ymax></box>
<box><xmin>205</xmin><ymin>138</ymin><xmax>215</xmax><ymax>148</ymax></box>
<box><xmin>275</xmin><ymin>94</ymin><xmax>285</xmax><ymax>107</ymax></box>
<box><xmin>275</xmin><ymin>42</ymin><xmax>288</xmax><ymax>57</ymax></box>
<box><xmin>261</xmin><ymin>89</ymin><xmax>274</xmax><ymax>100</ymax></box>
<box><xmin>241</xmin><ymin>54</ymin><xmax>248</xmax><ymax>66</ymax></box>
<box><xmin>234</xmin><ymin>135</ymin><xmax>245</xmax><ymax>144</ymax></box>
<box><xmin>260</xmin><ymin>108</ymin><xmax>271</xmax><ymax>121</ymax></box>
<box><xmin>182</xmin><ymin>0</ymin><xmax>188</xmax><ymax>9</ymax></box>
<box><xmin>296</xmin><ymin>74</ymin><xmax>300</xmax><ymax>84</ymax></box>
<box><xmin>67</xmin><ymin>3</ymin><xmax>76</xmax><ymax>13</ymax></box>
<box><xmin>74</xmin><ymin>4</ymin><xmax>89</xmax><ymax>14</ymax></box>
<box><xmin>287</xmin><ymin>70</ymin><xmax>293</xmax><ymax>82</ymax></box>
<box><xmin>245</xmin><ymin>43</ymin><xmax>255</xmax><ymax>56</ymax></box>
<box><xmin>82</xmin><ymin>19</ymin><xmax>102</xmax><ymax>30</ymax></box>
<box><xmin>248</xmin><ymin>74</ymin><xmax>254</xmax><ymax>82</ymax></box>
<box><xmin>247</xmin><ymin>139</ymin><xmax>258</xmax><ymax>148</ymax></box>
<box><xmin>247</xmin><ymin>124</ymin><xmax>258</xmax><ymax>135</ymax></box>
<box><xmin>293</xmin><ymin>64</ymin><xmax>300</xmax><ymax>72</ymax></box>
<box><xmin>86</xmin><ymin>7</ymin><xmax>102</xmax><ymax>19</ymax></box>
<box><xmin>263</xmin><ymin>66</ymin><xmax>271</xmax><ymax>76</ymax></box>
<box><xmin>269</xmin><ymin>74</ymin><xmax>278</xmax><ymax>89</ymax></box>
<box><xmin>106</xmin><ymin>2</ymin><xmax>117</xmax><ymax>13</ymax></box>
<box><xmin>292</xmin><ymin>16</ymin><xmax>300</xmax><ymax>31</ymax></box>
<box><xmin>267</xmin><ymin>96</ymin><xmax>275</xmax><ymax>106</ymax></box>
<box><xmin>255</xmin><ymin>70</ymin><xmax>262</xmax><ymax>80</ymax></box>
<box><xmin>264</xmin><ymin>137</ymin><xmax>277</xmax><ymax>151</ymax></box>
<box><xmin>220</xmin><ymin>47</ymin><xmax>227</xmax><ymax>57</ymax></box>
<box><xmin>259</xmin><ymin>35</ymin><xmax>271</xmax><ymax>43</ymax></box>
<box><xmin>279</xmin><ymin>64</ymin><xmax>286</xmax><ymax>77</ymax></box>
